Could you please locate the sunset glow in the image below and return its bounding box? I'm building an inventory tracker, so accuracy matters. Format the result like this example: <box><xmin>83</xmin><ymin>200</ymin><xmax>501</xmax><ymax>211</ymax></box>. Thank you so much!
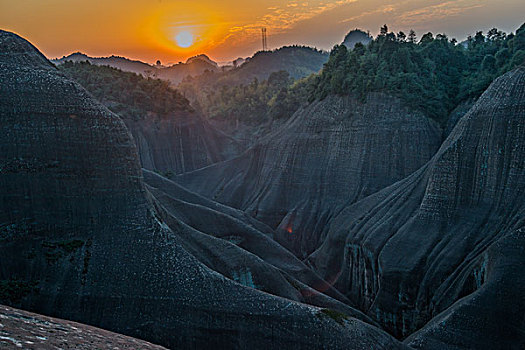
<box><xmin>1</xmin><ymin>0</ymin><xmax>524</xmax><ymax>64</ymax></box>
<box><xmin>176</xmin><ymin>31</ymin><xmax>194</xmax><ymax>48</ymax></box>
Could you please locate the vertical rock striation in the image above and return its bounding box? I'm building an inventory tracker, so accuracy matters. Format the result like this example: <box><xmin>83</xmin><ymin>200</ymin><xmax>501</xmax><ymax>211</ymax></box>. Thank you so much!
<box><xmin>124</xmin><ymin>111</ymin><xmax>240</xmax><ymax>175</ymax></box>
<box><xmin>309</xmin><ymin>67</ymin><xmax>525</xmax><ymax>349</ymax></box>
<box><xmin>177</xmin><ymin>94</ymin><xmax>442</xmax><ymax>258</ymax></box>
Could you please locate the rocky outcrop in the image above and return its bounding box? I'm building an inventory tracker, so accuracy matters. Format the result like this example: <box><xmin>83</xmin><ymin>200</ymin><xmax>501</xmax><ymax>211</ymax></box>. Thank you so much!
<box><xmin>0</xmin><ymin>304</ymin><xmax>167</xmax><ymax>349</ymax></box>
<box><xmin>0</xmin><ymin>30</ymin><xmax>406</xmax><ymax>349</ymax></box>
<box><xmin>125</xmin><ymin>111</ymin><xmax>240</xmax><ymax>175</ymax></box>
<box><xmin>309</xmin><ymin>67</ymin><xmax>525</xmax><ymax>348</ymax></box>
<box><xmin>144</xmin><ymin>170</ymin><xmax>375</xmax><ymax>324</ymax></box>
<box><xmin>178</xmin><ymin>94</ymin><xmax>442</xmax><ymax>258</ymax></box>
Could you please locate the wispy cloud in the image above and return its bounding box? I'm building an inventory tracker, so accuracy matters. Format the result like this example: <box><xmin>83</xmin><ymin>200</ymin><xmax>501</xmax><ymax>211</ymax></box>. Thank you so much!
<box><xmin>222</xmin><ymin>0</ymin><xmax>358</xmax><ymax>46</ymax></box>
<box><xmin>398</xmin><ymin>0</ymin><xmax>486</xmax><ymax>25</ymax></box>
<box><xmin>340</xmin><ymin>3</ymin><xmax>398</xmax><ymax>24</ymax></box>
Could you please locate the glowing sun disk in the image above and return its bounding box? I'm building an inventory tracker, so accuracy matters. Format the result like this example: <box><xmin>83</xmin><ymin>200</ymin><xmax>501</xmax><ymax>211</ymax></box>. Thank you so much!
<box><xmin>175</xmin><ymin>31</ymin><xmax>194</xmax><ymax>48</ymax></box>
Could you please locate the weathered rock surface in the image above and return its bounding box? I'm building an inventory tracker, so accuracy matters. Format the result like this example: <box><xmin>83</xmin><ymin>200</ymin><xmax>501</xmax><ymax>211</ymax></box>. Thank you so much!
<box><xmin>0</xmin><ymin>30</ymin><xmax>406</xmax><ymax>349</ymax></box>
<box><xmin>309</xmin><ymin>67</ymin><xmax>525</xmax><ymax>348</ymax></box>
<box><xmin>125</xmin><ymin>111</ymin><xmax>240</xmax><ymax>175</ymax></box>
<box><xmin>144</xmin><ymin>169</ymin><xmax>375</xmax><ymax>324</ymax></box>
<box><xmin>0</xmin><ymin>304</ymin><xmax>167</xmax><ymax>349</ymax></box>
<box><xmin>177</xmin><ymin>94</ymin><xmax>442</xmax><ymax>258</ymax></box>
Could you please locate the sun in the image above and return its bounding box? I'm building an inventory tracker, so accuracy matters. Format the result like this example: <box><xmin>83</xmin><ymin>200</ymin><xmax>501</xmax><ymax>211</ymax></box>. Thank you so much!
<box><xmin>175</xmin><ymin>31</ymin><xmax>194</xmax><ymax>48</ymax></box>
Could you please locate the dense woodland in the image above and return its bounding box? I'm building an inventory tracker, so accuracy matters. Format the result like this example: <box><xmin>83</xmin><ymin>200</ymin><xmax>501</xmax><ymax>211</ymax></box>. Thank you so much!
<box><xmin>60</xmin><ymin>23</ymin><xmax>525</xmax><ymax>131</ymax></box>
<box><xmin>311</xmin><ymin>23</ymin><xmax>525</xmax><ymax>123</ymax></box>
<box><xmin>59</xmin><ymin>61</ymin><xmax>192</xmax><ymax>120</ymax></box>
<box><xmin>178</xmin><ymin>46</ymin><xmax>327</xmax><ymax>128</ymax></box>
<box><xmin>179</xmin><ymin>23</ymin><xmax>524</xmax><ymax>131</ymax></box>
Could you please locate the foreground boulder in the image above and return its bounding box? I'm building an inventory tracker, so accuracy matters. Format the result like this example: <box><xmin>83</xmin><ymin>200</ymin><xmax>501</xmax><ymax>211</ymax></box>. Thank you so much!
<box><xmin>0</xmin><ymin>30</ymin><xmax>405</xmax><ymax>349</ymax></box>
<box><xmin>309</xmin><ymin>67</ymin><xmax>525</xmax><ymax>348</ymax></box>
<box><xmin>0</xmin><ymin>304</ymin><xmax>167</xmax><ymax>349</ymax></box>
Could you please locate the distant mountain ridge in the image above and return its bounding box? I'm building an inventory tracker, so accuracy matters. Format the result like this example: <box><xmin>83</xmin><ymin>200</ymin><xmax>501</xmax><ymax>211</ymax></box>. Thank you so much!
<box><xmin>54</xmin><ymin>52</ymin><xmax>220</xmax><ymax>84</ymax></box>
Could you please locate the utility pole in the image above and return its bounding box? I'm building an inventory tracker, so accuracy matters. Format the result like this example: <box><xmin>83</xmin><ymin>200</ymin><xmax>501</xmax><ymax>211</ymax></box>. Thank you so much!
<box><xmin>262</xmin><ymin>28</ymin><xmax>268</xmax><ymax>51</ymax></box>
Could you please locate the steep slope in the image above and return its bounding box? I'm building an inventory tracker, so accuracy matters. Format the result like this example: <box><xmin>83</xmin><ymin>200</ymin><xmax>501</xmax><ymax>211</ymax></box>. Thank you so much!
<box><xmin>124</xmin><ymin>111</ymin><xmax>239</xmax><ymax>174</ymax></box>
<box><xmin>59</xmin><ymin>61</ymin><xmax>241</xmax><ymax>174</ymax></box>
<box><xmin>0</xmin><ymin>30</ymin><xmax>406</xmax><ymax>349</ymax></box>
<box><xmin>144</xmin><ymin>170</ymin><xmax>376</xmax><ymax>324</ymax></box>
<box><xmin>178</xmin><ymin>94</ymin><xmax>442</xmax><ymax>258</ymax></box>
<box><xmin>309</xmin><ymin>67</ymin><xmax>525</xmax><ymax>348</ymax></box>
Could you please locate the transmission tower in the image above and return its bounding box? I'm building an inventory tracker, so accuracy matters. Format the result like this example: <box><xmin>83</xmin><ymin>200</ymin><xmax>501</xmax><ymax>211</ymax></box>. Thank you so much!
<box><xmin>262</xmin><ymin>28</ymin><xmax>268</xmax><ymax>51</ymax></box>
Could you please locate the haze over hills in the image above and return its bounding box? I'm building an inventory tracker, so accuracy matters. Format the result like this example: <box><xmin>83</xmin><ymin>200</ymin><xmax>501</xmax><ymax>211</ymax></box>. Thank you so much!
<box><xmin>1</xmin><ymin>17</ymin><xmax>525</xmax><ymax>350</ymax></box>
<box><xmin>54</xmin><ymin>52</ymin><xmax>220</xmax><ymax>84</ymax></box>
<box><xmin>53</xmin><ymin>45</ymin><xmax>329</xmax><ymax>86</ymax></box>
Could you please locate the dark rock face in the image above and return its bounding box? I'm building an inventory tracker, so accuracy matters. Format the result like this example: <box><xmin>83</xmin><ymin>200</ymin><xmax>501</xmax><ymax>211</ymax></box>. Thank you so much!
<box><xmin>124</xmin><ymin>111</ymin><xmax>240</xmax><ymax>175</ymax></box>
<box><xmin>0</xmin><ymin>30</ymin><xmax>406</xmax><ymax>350</ymax></box>
<box><xmin>309</xmin><ymin>67</ymin><xmax>525</xmax><ymax>348</ymax></box>
<box><xmin>144</xmin><ymin>170</ymin><xmax>375</xmax><ymax>325</ymax></box>
<box><xmin>178</xmin><ymin>94</ymin><xmax>442</xmax><ymax>258</ymax></box>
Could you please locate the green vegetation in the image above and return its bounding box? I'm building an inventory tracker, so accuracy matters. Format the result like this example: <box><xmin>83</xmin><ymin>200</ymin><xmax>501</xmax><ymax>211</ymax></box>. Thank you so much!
<box><xmin>0</xmin><ymin>279</ymin><xmax>39</xmax><ymax>304</ymax></box>
<box><xmin>59</xmin><ymin>61</ymin><xmax>192</xmax><ymax>120</ymax></box>
<box><xmin>177</xmin><ymin>46</ymin><xmax>327</xmax><ymax>129</ymax></box>
<box><xmin>311</xmin><ymin>23</ymin><xmax>525</xmax><ymax>124</ymax></box>
<box><xmin>317</xmin><ymin>308</ymin><xmax>349</xmax><ymax>325</ymax></box>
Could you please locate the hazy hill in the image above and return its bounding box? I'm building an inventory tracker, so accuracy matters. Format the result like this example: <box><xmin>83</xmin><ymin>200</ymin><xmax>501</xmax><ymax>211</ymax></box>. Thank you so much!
<box><xmin>53</xmin><ymin>52</ymin><xmax>152</xmax><ymax>75</ymax></box>
<box><xmin>221</xmin><ymin>45</ymin><xmax>329</xmax><ymax>84</ymax></box>
<box><xmin>342</xmin><ymin>29</ymin><xmax>373</xmax><ymax>49</ymax></box>
<box><xmin>54</xmin><ymin>52</ymin><xmax>220</xmax><ymax>84</ymax></box>
<box><xmin>177</xmin><ymin>46</ymin><xmax>329</xmax><ymax>141</ymax></box>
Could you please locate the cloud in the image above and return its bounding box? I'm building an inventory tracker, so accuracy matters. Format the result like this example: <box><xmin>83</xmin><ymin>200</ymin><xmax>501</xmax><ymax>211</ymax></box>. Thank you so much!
<box><xmin>398</xmin><ymin>0</ymin><xmax>485</xmax><ymax>25</ymax></box>
<box><xmin>226</xmin><ymin>0</ymin><xmax>358</xmax><ymax>42</ymax></box>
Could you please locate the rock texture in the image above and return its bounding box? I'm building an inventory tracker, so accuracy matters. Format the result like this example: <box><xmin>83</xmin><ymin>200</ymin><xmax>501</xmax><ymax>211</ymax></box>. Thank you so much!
<box><xmin>144</xmin><ymin>170</ymin><xmax>375</xmax><ymax>324</ymax></box>
<box><xmin>0</xmin><ymin>30</ymin><xmax>406</xmax><ymax>350</ymax></box>
<box><xmin>178</xmin><ymin>94</ymin><xmax>442</xmax><ymax>258</ymax></box>
<box><xmin>124</xmin><ymin>111</ymin><xmax>240</xmax><ymax>175</ymax></box>
<box><xmin>0</xmin><ymin>304</ymin><xmax>167</xmax><ymax>349</ymax></box>
<box><xmin>308</xmin><ymin>67</ymin><xmax>525</xmax><ymax>348</ymax></box>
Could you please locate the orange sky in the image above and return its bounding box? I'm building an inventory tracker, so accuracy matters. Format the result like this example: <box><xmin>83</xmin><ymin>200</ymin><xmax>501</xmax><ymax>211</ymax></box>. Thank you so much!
<box><xmin>1</xmin><ymin>0</ymin><xmax>524</xmax><ymax>65</ymax></box>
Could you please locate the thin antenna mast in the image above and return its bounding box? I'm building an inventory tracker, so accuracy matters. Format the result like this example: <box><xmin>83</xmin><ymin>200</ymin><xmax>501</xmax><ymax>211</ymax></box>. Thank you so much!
<box><xmin>262</xmin><ymin>28</ymin><xmax>268</xmax><ymax>51</ymax></box>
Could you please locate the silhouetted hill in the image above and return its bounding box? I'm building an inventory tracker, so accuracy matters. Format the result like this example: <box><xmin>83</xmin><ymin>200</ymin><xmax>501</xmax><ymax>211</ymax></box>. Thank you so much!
<box><xmin>178</xmin><ymin>46</ymin><xmax>329</xmax><ymax>141</ymax></box>
<box><xmin>54</xmin><ymin>52</ymin><xmax>220</xmax><ymax>84</ymax></box>
<box><xmin>342</xmin><ymin>29</ymin><xmax>372</xmax><ymax>49</ymax></box>
<box><xmin>53</xmin><ymin>52</ymin><xmax>153</xmax><ymax>75</ymax></box>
